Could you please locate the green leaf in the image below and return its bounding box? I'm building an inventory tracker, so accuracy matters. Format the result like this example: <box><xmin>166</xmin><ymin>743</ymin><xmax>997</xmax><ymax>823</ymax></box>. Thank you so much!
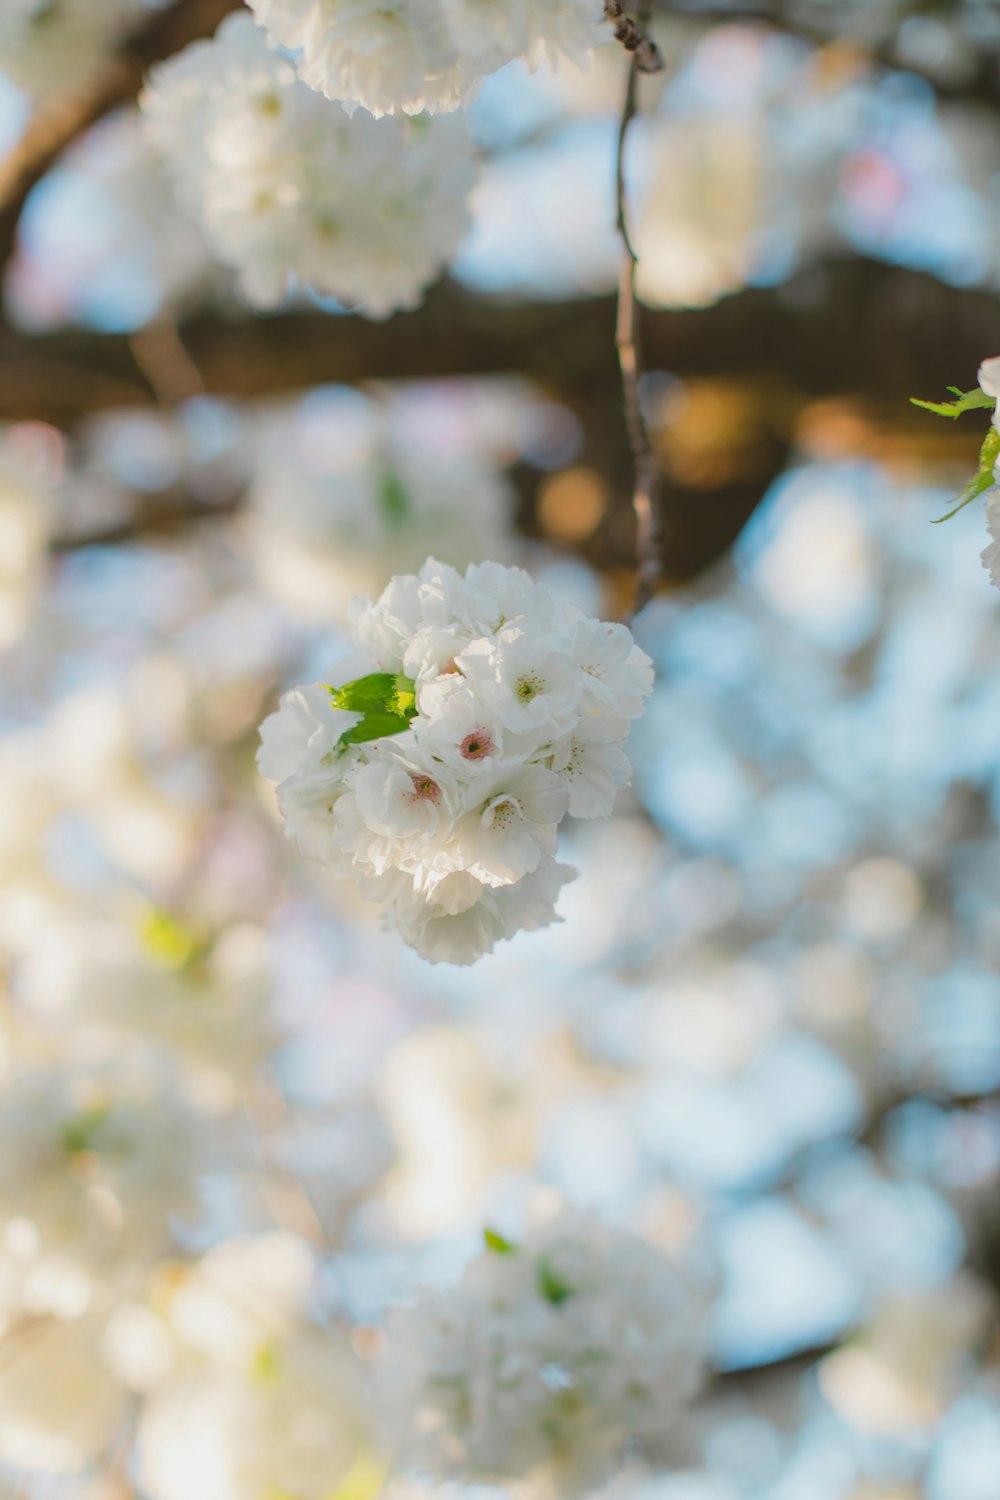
<box><xmin>336</xmin><ymin>711</ymin><xmax>413</xmax><ymax>747</ymax></box>
<box><xmin>61</xmin><ymin>1104</ymin><xmax>109</xmax><ymax>1156</ymax></box>
<box><xmin>253</xmin><ymin>1342</ymin><xmax>282</xmax><ymax>1382</ymax></box>
<box><xmin>537</xmin><ymin>1259</ymin><xmax>574</xmax><ymax>1305</ymax></box>
<box><xmin>483</xmin><ymin>1226</ymin><xmax>517</xmax><ymax>1255</ymax></box>
<box><xmin>910</xmin><ymin>387</ymin><xmax>995</xmax><ymax>419</ymax></box>
<box><xmin>329</xmin><ymin>673</ymin><xmax>406</xmax><ymax>715</ymax></box>
<box><xmin>378</xmin><ymin>470</ymin><xmax>411</xmax><ymax>530</ymax></box>
<box><xmin>138</xmin><ymin>908</ymin><xmax>202</xmax><ymax>970</ymax></box>
<box><xmin>932</xmin><ymin>424</ymin><xmax>1000</xmax><ymax>523</ymax></box>
<box><xmin>326</xmin><ymin>672</ymin><xmax>417</xmax><ymax>748</ymax></box>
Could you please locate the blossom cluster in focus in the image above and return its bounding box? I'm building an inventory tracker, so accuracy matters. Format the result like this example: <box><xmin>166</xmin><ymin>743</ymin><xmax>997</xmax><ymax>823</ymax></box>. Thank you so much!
<box><xmin>259</xmin><ymin>558</ymin><xmax>653</xmax><ymax>964</ymax></box>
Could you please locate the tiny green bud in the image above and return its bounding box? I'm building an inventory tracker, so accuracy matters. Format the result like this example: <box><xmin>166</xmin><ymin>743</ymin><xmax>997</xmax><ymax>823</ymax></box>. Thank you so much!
<box><xmin>483</xmin><ymin>1226</ymin><xmax>517</xmax><ymax>1254</ymax></box>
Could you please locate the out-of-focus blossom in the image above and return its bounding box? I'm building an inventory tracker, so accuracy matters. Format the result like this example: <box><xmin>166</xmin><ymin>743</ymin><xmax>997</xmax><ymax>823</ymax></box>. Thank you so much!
<box><xmin>0</xmin><ymin>0</ymin><xmax>143</xmax><ymax>98</ymax></box>
<box><xmin>0</xmin><ymin>1054</ymin><xmax>205</xmax><ymax>1280</ymax></box>
<box><xmin>247</xmin><ymin>0</ymin><xmax>603</xmax><ymax>118</ymax></box>
<box><xmin>140</xmin><ymin>13</ymin><xmax>477</xmax><ymax>316</ymax></box>
<box><xmin>0</xmin><ymin>1310</ymin><xmax>130</xmax><ymax>1474</ymax></box>
<box><xmin>377</xmin><ymin>1207</ymin><xmax>707</xmax><ymax>1491</ymax></box>
<box><xmin>246</xmin><ymin>407</ymin><xmax>515</xmax><ymax>623</ymax></box>
<box><xmin>136</xmin><ymin>1234</ymin><xmax>379</xmax><ymax>1500</ymax></box>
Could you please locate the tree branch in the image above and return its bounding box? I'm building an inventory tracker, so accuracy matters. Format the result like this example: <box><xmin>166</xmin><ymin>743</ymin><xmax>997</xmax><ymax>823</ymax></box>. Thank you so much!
<box><xmin>0</xmin><ymin>0</ymin><xmax>245</xmax><ymax>276</ymax></box>
<box><xmin>13</xmin><ymin>259</ymin><xmax>998</xmax><ymax>579</ymax></box>
<box><xmin>613</xmin><ymin>4</ymin><xmax>665</xmax><ymax>619</ymax></box>
<box><xmin>659</xmin><ymin>0</ymin><xmax>1000</xmax><ymax>109</ymax></box>
<box><xmin>605</xmin><ymin>0</ymin><xmax>664</xmax><ymax>74</ymax></box>
<box><xmin>4</xmin><ymin>259</ymin><xmax>994</xmax><ymax>426</ymax></box>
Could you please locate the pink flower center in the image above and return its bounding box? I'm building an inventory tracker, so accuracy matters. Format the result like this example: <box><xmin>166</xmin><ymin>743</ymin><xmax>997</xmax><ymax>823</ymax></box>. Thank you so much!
<box><xmin>460</xmin><ymin>729</ymin><xmax>495</xmax><ymax>761</ymax></box>
<box><xmin>408</xmin><ymin>774</ymin><xmax>442</xmax><ymax>804</ymax></box>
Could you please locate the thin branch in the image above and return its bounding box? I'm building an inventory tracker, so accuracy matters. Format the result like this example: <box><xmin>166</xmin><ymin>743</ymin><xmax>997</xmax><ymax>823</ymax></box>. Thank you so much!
<box><xmin>613</xmin><ymin>9</ymin><xmax>665</xmax><ymax>620</ymax></box>
<box><xmin>0</xmin><ymin>0</ymin><xmax>244</xmax><ymax>277</ymax></box>
<box><xmin>604</xmin><ymin>0</ymin><xmax>664</xmax><ymax>73</ymax></box>
<box><xmin>245</xmin><ymin>1078</ymin><xmax>336</xmax><ymax>1255</ymax></box>
<box><xmin>50</xmin><ymin>489</ymin><xmax>244</xmax><ymax>553</ymax></box>
<box><xmin>707</xmin><ymin>1340</ymin><xmax>836</xmax><ymax>1392</ymax></box>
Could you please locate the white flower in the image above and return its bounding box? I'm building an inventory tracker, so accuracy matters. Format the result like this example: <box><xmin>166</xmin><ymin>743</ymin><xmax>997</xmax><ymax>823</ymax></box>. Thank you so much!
<box><xmin>248</xmin><ymin>0</ymin><xmax>476</xmax><ymax>118</ymax></box>
<box><xmin>259</xmin><ymin>558</ymin><xmax>653</xmax><ymax>963</ymax></box>
<box><xmin>0</xmin><ymin>0</ymin><xmax>143</xmax><ymax>98</ymax></box>
<box><xmin>457</xmin><ymin>626</ymin><xmax>583</xmax><ymax>738</ymax></box>
<box><xmin>165</xmin><ymin>1233</ymin><xmax>319</xmax><ymax>1373</ymax></box>
<box><xmin>0</xmin><ymin>1311</ymin><xmax>129</xmax><ymax>1475</ymax></box>
<box><xmin>571</xmin><ymin>615</ymin><xmax>655</xmax><ymax>718</ymax></box>
<box><xmin>0</xmin><ymin>1056</ymin><xmax>205</xmax><ymax>1277</ymax></box>
<box><xmin>978</xmin><ymin>355</ymin><xmax>1000</xmax><ymax>402</ymax></box>
<box><xmin>452</xmin><ymin>764</ymin><xmax>568</xmax><ymax>888</ymax></box>
<box><xmin>259</xmin><ymin>681</ymin><xmax>359</xmax><ymax>787</ymax></box>
<box><xmin>247</xmin><ymin>0</ymin><xmax>604</xmax><ymax>117</ymax></box>
<box><xmin>411</xmin><ymin>679</ymin><xmax>511</xmax><ymax>775</ymax></box>
<box><xmin>441</xmin><ymin>0</ymin><xmax>603</xmax><ymax>74</ymax></box>
<box><xmin>259</xmin><ymin>680</ymin><xmax>363</xmax><ymax>864</ymax></box>
<box><xmin>377</xmin><ymin>1209</ymin><xmax>707</xmax><ymax>1490</ymax></box>
<box><xmin>976</xmin><ymin>361</ymin><xmax>1000</xmax><ymax>587</ymax></box>
<box><xmin>16</xmin><ymin>919</ymin><xmax>272</xmax><ymax>1085</ymax></box>
<box><xmin>246</xmin><ymin>412</ymin><xmax>514</xmax><ymax>626</ymax></box>
<box><xmin>386</xmin><ymin>858</ymin><xmax>577</xmax><ymax>964</ymax></box>
<box><xmin>136</xmin><ymin>1235</ymin><xmax>377</xmax><ymax>1500</ymax></box>
<box><xmin>137</xmin><ymin>1350</ymin><xmax>378</xmax><ymax>1500</ymax></box>
<box><xmin>333</xmin><ymin>744</ymin><xmax>462</xmax><ymax>881</ymax></box>
<box><xmin>461</xmin><ymin>558</ymin><xmax>562</xmax><ymax>635</ymax></box>
<box><xmin>547</xmin><ymin>715</ymin><xmax>632</xmax><ymax>818</ymax></box>
<box><xmin>350</xmin><ymin>558</ymin><xmax>467</xmax><ymax>671</ymax></box>
<box><xmin>141</xmin><ymin>13</ymin><xmax>476</xmax><ymax>318</ymax></box>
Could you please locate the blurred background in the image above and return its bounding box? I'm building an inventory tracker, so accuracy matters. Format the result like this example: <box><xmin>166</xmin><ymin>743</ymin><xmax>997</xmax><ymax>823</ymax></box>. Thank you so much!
<box><xmin>2</xmin><ymin>2</ymin><xmax>1000</xmax><ymax>1498</ymax></box>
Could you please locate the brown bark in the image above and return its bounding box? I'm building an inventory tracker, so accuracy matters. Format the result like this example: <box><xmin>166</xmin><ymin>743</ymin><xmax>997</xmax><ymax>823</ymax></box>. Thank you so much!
<box><xmin>3</xmin><ymin>259</ymin><xmax>999</xmax><ymax>425</ymax></box>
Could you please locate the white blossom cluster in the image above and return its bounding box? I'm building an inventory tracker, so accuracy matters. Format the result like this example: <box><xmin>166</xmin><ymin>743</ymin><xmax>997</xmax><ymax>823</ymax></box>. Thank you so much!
<box><xmin>977</xmin><ymin>356</ymin><xmax>1000</xmax><ymax>588</ymax></box>
<box><xmin>258</xmin><ymin>558</ymin><xmax>653</xmax><ymax>964</ymax></box>
<box><xmin>136</xmin><ymin>1235</ymin><xmax>377</xmax><ymax>1500</ymax></box>
<box><xmin>377</xmin><ymin>1210</ymin><xmax>707</xmax><ymax>1491</ymax></box>
<box><xmin>140</xmin><ymin>13</ymin><xmax>476</xmax><ymax>316</ymax></box>
<box><xmin>0</xmin><ymin>0</ymin><xmax>143</xmax><ymax>98</ymax></box>
<box><xmin>247</xmin><ymin>405</ymin><xmax>514</xmax><ymax>623</ymax></box>
<box><xmin>0</xmin><ymin>1056</ymin><xmax>204</xmax><ymax>1284</ymax></box>
<box><xmin>247</xmin><ymin>0</ymin><xmax>605</xmax><ymax>118</ymax></box>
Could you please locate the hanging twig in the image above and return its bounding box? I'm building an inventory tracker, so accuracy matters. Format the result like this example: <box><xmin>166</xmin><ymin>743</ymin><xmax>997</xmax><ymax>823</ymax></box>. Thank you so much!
<box><xmin>613</xmin><ymin>4</ymin><xmax>664</xmax><ymax>620</ymax></box>
<box><xmin>604</xmin><ymin>0</ymin><xmax>664</xmax><ymax>73</ymax></box>
<box><xmin>245</xmin><ymin>1077</ymin><xmax>336</xmax><ymax>1254</ymax></box>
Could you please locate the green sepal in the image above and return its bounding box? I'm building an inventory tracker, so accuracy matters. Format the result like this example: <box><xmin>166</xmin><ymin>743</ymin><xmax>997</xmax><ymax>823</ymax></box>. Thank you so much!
<box><xmin>910</xmin><ymin>386</ymin><xmax>996</xmax><ymax>419</ymax></box>
<box><xmin>326</xmin><ymin>672</ymin><xmax>417</xmax><ymax>747</ymax></box>
<box><xmin>483</xmin><ymin>1226</ymin><xmax>517</xmax><ymax>1255</ymax></box>
<box><xmin>253</xmin><ymin>1342</ymin><xmax>282</xmax><ymax>1382</ymax></box>
<box><xmin>932</xmin><ymin>424</ymin><xmax>1000</xmax><ymax>524</ymax></box>
<box><xmin>61</xmin><ymin>1104</ymin><xmax>110</xmax><ymax>1156</ymax></box>
<box><xmin>377</xmin><ymin>469</ymin><xmax>411</xmax><ymax>530</ymax></box>
<box><xmin>537</xmin><ymin>1258</ymin><xmax>574</xmax><ymax>1305</ymax></box>
<box><xmin>138</xmin><ymin>907</ymin><xmax>204</xmax><ymax>971</ymax></box>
